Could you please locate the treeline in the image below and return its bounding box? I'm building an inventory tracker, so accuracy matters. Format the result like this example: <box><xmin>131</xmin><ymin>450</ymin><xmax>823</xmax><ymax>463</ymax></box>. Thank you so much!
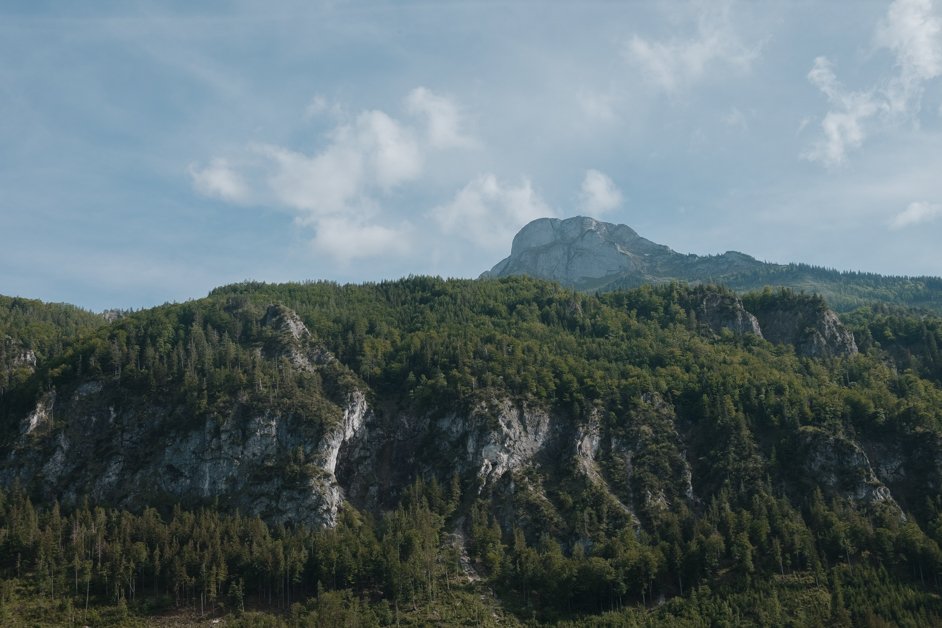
<box><xmin>844</xmin><ymin>303</ymin><xmax>942</xmax><ymax>385</ymax></box>
<box><xmin>721</xmin><ymin>263</ymin><xmax>942</xmax><ymax>313</ymax></box>
<box><xmin>3</xmin><ymin>478</ymin><xmax>942</xmax><ymax>626</ymax></box>
<box><xmin>0</xmin><ymin>477</ymin><xmax>464</xmax><ymax>625</ymax></box>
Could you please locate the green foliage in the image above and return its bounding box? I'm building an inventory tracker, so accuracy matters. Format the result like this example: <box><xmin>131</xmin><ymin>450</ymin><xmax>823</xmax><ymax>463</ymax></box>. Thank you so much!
<box><xmin>3</xmin><ymin>277</ymin><xmax>942</xmax><ymax>624</ymax></box>
<box><xmin>0</xmin><ymin>295</ymin><xmax>104</xmax><ymax>395</ymax></box>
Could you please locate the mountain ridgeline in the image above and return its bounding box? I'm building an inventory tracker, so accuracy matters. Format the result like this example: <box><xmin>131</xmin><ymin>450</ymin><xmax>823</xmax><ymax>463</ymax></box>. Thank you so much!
<box><xmin>3</xmin><ymin>275</ymin><xmax>942</xmax><ymax>624</ymax></box>
<box><xmin>483</xmin><ymin>216</ymin><xmax>942</xmax><ymax>312</ymax></box>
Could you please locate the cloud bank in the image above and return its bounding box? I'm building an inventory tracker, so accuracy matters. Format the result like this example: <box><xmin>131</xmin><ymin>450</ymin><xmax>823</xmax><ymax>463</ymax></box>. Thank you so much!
<box><xmin>406</xmin><ymin>87</ymin><xmax>478</xmax><ymax>149</ymax></box>
<box><xmin>579</xmin><ymin>169</ymin><xmax>622</xmax><ymax>216</ymax></box>
<box><xmin>626</xmin><ymin>1</ymin><xmax>760</xmax><ymax>93</ymax></box>
<box><xmin>891</xmin><ymin>200</ymin><xmax>942</xmax><ymax>228</ymax></box>
<box><xmin>190</xmin><ymin>88</ymin><xmax>474</xmax><ymax>262</ymax></box>
<box><xmin>431</xmin><ymin>174</ymin><xmax>555</xmax><ymax>251</ymax></box>
<box><xmin>805</xmin><ymin>0</ymin><xmax>942</xmax><ymax>167</ymax></box>
<box><xmin>189</xmin><ymin>159</ymin><xmax>250</xmax><ymax>203</ymax></box>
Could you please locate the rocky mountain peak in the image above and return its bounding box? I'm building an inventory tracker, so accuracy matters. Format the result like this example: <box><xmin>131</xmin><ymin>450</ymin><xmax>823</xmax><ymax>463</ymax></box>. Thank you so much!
<box><xmin>485</xmin><ymin>217</ymin><xmax>859</xmax><ymax>359</ymax></box>
<box><xmin>484</xmin><ymin>216</ymin><xmax>676</xmax><ymax>286</ymax></box>
<box><xmin>509</xmin><ymin>216</ymin><xmax>643</xmax><ymax>255</ymax></box>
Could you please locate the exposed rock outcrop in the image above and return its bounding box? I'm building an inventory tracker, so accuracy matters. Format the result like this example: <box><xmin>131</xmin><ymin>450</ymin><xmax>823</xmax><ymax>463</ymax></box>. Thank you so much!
<box><xmin>748</xmin><ymin>297</ymin><xmax>858</xmax><ymax>358</ymax></box>
<box><xmin>1</xmin><ymin>306</ymin><xmax>370</xmax><ymax>528</ymax></box>
<box><xmin>5</xmin><ymin>381</ymin><xmax>371</xmax><ymax>530</ymax></box>
<box><xmin>484</xmin><ymin>216</ymin><xmax>676</xmax><ymax>286</ymax></box>
<box><xmin>798</xmin><ymin>428</ymin><xmax>899</xmax><ymax>509</ymax></box>
<box><xmin>262</xmin><ymin>303</ymin><xmax>335</xmax><ymax>369</ymax></box>
<box><xmin>338</xmin><ymin>398</ymin><xmax>557</xmax><ymax>512</ymax></box>
<box><xmin>482</xmin><ymin>216</ymin><xmax>765</xmax><ymax>290</ymax></box>
<box><xmin>21</xmin><ymin>391</ymin><xmax>55</xmax><ymax>435</ymax></box>
<box><xmin>687</xmin><ymin>290</ymin><xmax>762</xmax><ymax>337</ymax></box>
<box><xmin>12</xmin><ymin>347</ymin><xmax>37</xmax><ymax>370</ymax></box>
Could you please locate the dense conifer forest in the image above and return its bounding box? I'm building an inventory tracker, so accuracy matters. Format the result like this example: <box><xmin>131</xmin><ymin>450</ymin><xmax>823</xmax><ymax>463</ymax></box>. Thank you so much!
<box><xmin>2</xmin><ymin>277</ymin><xmax>942</xmax><ymax>625</ymax></box>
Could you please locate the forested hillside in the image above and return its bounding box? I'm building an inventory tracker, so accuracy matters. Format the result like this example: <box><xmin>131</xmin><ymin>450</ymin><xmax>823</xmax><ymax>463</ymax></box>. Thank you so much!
<box><xmin>723</xmin><ymin>264</ymin><xmax>942</xmax><ymax>314</ymax></box>
<box><xmin>2</xmin><ymin>277</ymin><xmax>942</xmax><ymax>625</ymax></box>
<box><xmin>0</xmin><ymin>296</ymin><xmax>105</xmax><ymax>396</ymax></box>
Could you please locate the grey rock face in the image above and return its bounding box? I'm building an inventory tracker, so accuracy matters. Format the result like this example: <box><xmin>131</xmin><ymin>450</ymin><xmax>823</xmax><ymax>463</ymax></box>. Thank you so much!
<box><xmin>12</xmin><ymin>348</ymin><xmax>37</xmax><ymax>370</ymax></box>
<box><xmin>5</xmin><ymin>380</ymin><xmax>370</xmax><ymax>528</ymax></box>
<box><xmin>692</xmin><ymin>291</ymin><xmax>763</xmax><ymax>337</ymax></box>
<box><xmin>482</xmin><ymin>216</ymin><xmax>762</xmax><ymax>290</ymax></box>
<box><xmin>263</xmin><ymin>303</ymin><xmax>310</xmax><ymax>341</ymax></box>
<box><xmin>457</xmin><ymin>400</ymin><xmax>553</xmax><ymax>488</ymax></box>
<box><xmin>755</xmin><ymin>302</ymin><xmax>858</xmax><ymax>358</ymax></box>
<box><xmin>483</xmin><ymin>216</ymin><xmax>675</xmax><ymax>286</ymax></box>
<box><xmin>1</xmin><ymin>305</ymin><xmax>371</xmax><ymax>528</ymax></box>
<box><xmin>21</xmin><ymin>391</ymin><xmax>55</xmax><ymax>435</ymax></box>
<box><xmin>799</xmin><ymin>428</ymin><xmax>900</xmax><ymax>510</ymax></box>
<box><xmin>338</xmin><ymin>398</ymin><xmax>557</xmax><ymax>511</ymax></box>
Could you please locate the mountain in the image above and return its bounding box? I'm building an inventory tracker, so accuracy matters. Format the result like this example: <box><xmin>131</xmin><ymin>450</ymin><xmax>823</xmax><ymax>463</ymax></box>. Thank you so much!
<box><xmin>0</xmin><ymin>280</ymin><xmax>866</xmax><ymax>525</ymax></box>
<box><xmin>3</xmin><ymin>277</ymin><xmax>942</xmax><ymax>623</ymax></box>
<box><xmin>483</xmin><ymin>216</ymin><xmax>942</xmax><ymax>312</ymax></box>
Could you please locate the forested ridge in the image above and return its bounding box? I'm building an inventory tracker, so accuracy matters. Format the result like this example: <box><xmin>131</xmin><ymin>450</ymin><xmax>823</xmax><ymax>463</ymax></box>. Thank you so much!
<box><xmin>0</xmin><ymin>295</ymin><xmax>104</xmax><ymax>396</ymax></box>
<box><xmin>599</xmin><ymin>260</ymin><xmax>942</xmax><ymax>314</ymax></box>
<box><xmin>2</xmin><ymin>277</ymin><xmax>942</xmax><ymax>625</ymax></box>
<box><xmin>722</xmin><ymin>263</ymin><xmax>942</xmax><ymax>314</ymax></box>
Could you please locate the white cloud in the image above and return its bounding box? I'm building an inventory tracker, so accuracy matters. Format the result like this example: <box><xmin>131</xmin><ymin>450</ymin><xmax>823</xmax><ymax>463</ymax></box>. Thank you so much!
<box><xmin>876</xmin><ymin>0</ymin><xmax>942</xmax><ymax>115</ymax></box>
<box><xmin>891</xmin><ymin>200</ymin><xmax>942</xmax><ymax>228</ymax></box>
<box><xmin>311</xmin><ymin>217</ymin><xmax>413</xmax><ymax>263</ymax></box>
<box><xmin>254</xmin><ymin>142</ymin><xmax>364</xmax><ymax>219</ymax></box>
<box><xmin>191</xmin><ymin>90</ymin><xmax>476</xmax><ymax>262</ymax></box>
<box><xmin>579</xmin><ymin>169</ymin><xmax>622</xmax><ymax>216</ymax></box>
<box><xmin>806</xmin><ymin>0</ymin><xmax>942</xmax><ymax>166</ymax></box>
<box><xmin>358</xmin><ymin>110</ymin><xmax>424</xmax><ymax>189</ymax></box>
<box><xmin>189</xmin><ymin>158</ymin><xmax>250</xmax><ymax>203</ymax></box>
<box><xmin>625</xmin><ymin>1</ymin><xmax>760</xmax><ymax>93</ymax></box>
<box><xmin>431</xmin><ymin>174</ymin><xmax>554</xmax><ymax>250</ymax></box>
<box><xmin>804</xmin><ymin>57</ymin><xmax>882</xmax><ymax>167</ymax></box>
<box><xmin>260</xmin><ymin>111</ymin><xmax>422</xmax><ymax>209</ymax></box>
<box><xmin>256</xmin><ymin>109</ymin><xmax>421</xmax><ymax>253</ymax></box>
<box><xmin>406</xmin><ymin>87</ymin><xmax>477</xmax><ymax>149</ymax></box>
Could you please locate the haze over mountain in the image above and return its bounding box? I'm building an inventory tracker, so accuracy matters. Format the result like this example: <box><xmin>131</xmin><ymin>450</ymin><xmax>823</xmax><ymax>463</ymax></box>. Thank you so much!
<box><xmin>485</xmin><ymin>216</ymin><xmax>942</xmax><ymax>312</ymax></box>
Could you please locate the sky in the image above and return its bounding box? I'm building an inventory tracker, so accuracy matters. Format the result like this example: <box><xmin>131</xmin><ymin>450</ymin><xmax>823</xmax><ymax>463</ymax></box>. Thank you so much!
<box><xmin>2</xmin><ymin>0</ymin><xmax>942</xmax><ymax>311</ymax></box>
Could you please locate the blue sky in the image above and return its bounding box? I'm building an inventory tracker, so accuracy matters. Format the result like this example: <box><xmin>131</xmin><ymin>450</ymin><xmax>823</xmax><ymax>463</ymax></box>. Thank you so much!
<box><xmin>2</xmin><ymin>0</ymin><xmax>941</xmax><ymax>311</ymax></box>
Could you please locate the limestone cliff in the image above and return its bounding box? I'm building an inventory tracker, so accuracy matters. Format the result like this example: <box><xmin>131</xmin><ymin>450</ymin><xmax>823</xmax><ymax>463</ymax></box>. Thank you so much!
<box><xmin>482</xmin><ymin>216</ymin><xmax>765</xmax><ymax>290</ymax></box>
<box><xmin>483</xmin><ymin>216</ymin><xmax>677</xmax><ymax>287</ymax></box>
<box><xmin>743</xmin><ymin>292</ymin><xmax>858</xmax><ymax>358</ymax></box>
<box><xmin>680</xmin><ymin>288</ymin><xmax>762</xmax><ymax>338</ymax></box>
<box><xmin>0</xmin><ymin>280</ymin><xmax>933</xmax><ymax>542</ymax></box>
<box><xmin>1</xmin><ymin>306</ymin><xmax>368</xmax><ymax>527</ymax></box>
